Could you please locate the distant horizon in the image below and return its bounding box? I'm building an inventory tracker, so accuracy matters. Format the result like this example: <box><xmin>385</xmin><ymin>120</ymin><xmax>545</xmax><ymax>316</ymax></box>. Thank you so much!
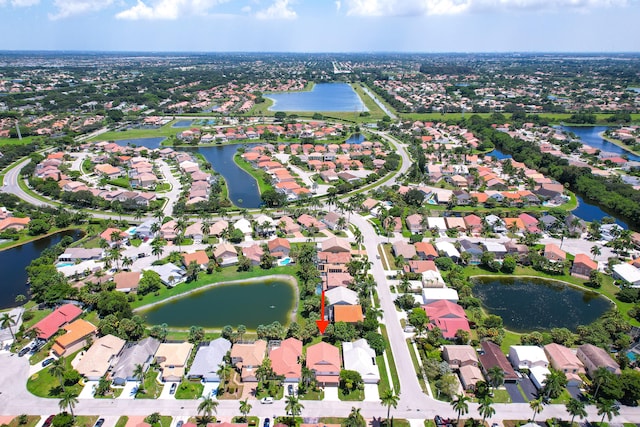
<box><xmin>0</xmin><ymin>1</ymin><xmax>638</xmax><ymax>53</ymax></box>
<box><xmin>1</xmin><ymin>50</ymin><xmax>640</xmax><ymax>55</ymax></box>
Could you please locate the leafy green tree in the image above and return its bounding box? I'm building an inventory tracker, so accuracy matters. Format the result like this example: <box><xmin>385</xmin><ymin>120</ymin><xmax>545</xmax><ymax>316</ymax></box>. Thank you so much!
<box><xmin>49</xmin><ymin>358</ymin><xmax>67</xmax><ymax>391</ymax></box>
<box><xmin>345</xmin><ymin>407</ymin><xmax>366</xmax><ymax>427</ymax></box>
<box><xmin>339</xmin><ymin>370</ymin><xmax>363</xmax><ymax>394</ymax></box>
<box><xmin>188</xmin><ymin>326</ymin><xmax>205</xmax><ymax>344</ymax></box>
<box><xmin>238</xmin><ymin>398</ymin><xmax>252</xmax><ymax>421</ymax></box>
<box><xmin>0</xmin><ymin>313</ymin><xmax>16</xmax><ymax>340</ymax></box>
<box><xmin>407</xmin><ymin>308</ymin><xmax>429</xmax><ymax>336</ymax></box>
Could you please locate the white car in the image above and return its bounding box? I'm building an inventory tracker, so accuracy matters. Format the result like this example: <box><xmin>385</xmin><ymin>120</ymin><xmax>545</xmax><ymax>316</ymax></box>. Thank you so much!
<box><xmin>260</xmin><ymin>397</ymin><xmax>274</xmax><ymax>404</ymax></box>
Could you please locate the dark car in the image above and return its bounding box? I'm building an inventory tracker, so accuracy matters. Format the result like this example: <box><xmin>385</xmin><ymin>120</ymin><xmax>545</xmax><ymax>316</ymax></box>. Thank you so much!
<box><xmin>263</xmin><ymin>418</ymin><xmax>270</xmax><ymax>427</ymax></box>
<box><xmin>42</xmin><ymin>357</ymin><xmax>55</xmax><ymax>367</ymax></box>
<box><xmin>94</xmin><ymin>419</ymin><xmax>105</xmax><ymax>427</ymax></box>
<box><xmin>176</xmin><ymin>421</ymin><xmax>184</xmax><ymax>427</ymax></box>
<box><xmin>287</xmin><ymin>384</ymin><xmax>294</xmax><ymax>395</ymax></box>
<box><xmin>137</xmin><ymin>252</ymin><xmax>147</xmax><ymax>258</ymax></box>
<box><xmin>43</xmin><ymin>415</ymin><xmax>55</xmax><ymax>427</ymax></box>
<box><xmin>434</xmin><ymin>416</ymin><xmax>446</xmax><ymax>427</ymax></box>
<box><xmin>18</xmin><ymin>347</ymin><xmax>30</xmax><ymax>357</ymax></box>
<box><xmin>169</xmin><ymin>383</ymin><xmax>177</xmax><ymax>394</ymax></box>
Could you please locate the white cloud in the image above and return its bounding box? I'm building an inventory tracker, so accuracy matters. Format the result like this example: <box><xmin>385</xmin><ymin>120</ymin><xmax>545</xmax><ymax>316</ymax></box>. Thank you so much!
<box><xmin>335</xmin><ymin>0</ymin><xmax>341</xmax><ymax>11</ymax></box>
<box><xmin>116</xmin><ymin>0</ymin><xmax>228</xmax><ymax>20</ymax></box>
<box><xmin>12</xmin><ymin>0</ymin><xmax>40</xmax><ymax>6</ymax></box>
<box><xmin>49</xmin><ymin>0</ymin><xmax>115</xmax><ymax>19</ymax></box>
<box><xmin>342</xmin><ymin>0</ymin><xmax>629</xmax><ymax>16</ymax></box>
<box><xmin>255</xmin><ymin>0</ymin><xmax>297</xmax><ymax>19</ymax></box>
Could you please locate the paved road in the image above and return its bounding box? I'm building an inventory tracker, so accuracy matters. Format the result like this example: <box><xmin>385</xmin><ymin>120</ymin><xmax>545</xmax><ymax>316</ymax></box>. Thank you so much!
<box><xmin>158</xmin><ymin>160</ymin><xmax>182</xmax><ymax>218</ymax></box>
<box><xmin>3</xmin><ymin>158</ymin><xmax>57</xmax><ymax>208</ymax></box>
<box><xmin>360</xmin><ymin>84</ymin><xmax>397</xmax><ymax>120</ymax></box>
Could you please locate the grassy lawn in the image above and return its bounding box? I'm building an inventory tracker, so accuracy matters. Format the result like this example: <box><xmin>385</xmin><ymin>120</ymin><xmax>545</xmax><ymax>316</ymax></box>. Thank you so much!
<box><xmin>493</xmin><ymin>388</ymin><xmax>512</xmax><ymax>403</ymax></box>
<box><xmin>108</xmin><ymin>177</ymin><xmax>131</xmax><ymax>189</ymax></box>
<box><xmin>318</xmin><ymin>418</ymin><xmax>346</xmax><ymax>426</ymax></box>
<box><xmin>380</xmin><ymin>244</ymin><xmax>397</xmax><ymax>270</ymax></box>
<box><xmin>232</xmin><ymin>417</ymin><xmax>259</xmax><ymax>426</ymax></box>
<box><xmin>155</xmin><ymin>183</ymin><xmax>171</xmax><ymax>192</ymax></box>
<box><xmin>298</xmin><ymin>388</ymin><xmax>324</xmax><ymax>400</ymax></box>
<box><xmin>351</xmin><ymin>83</ymin><xmax>387</xmax><ymax>121</ymax></box>
<box><xmin>338</xmin><ymin>388</ymin><xmax>364</xmax><ymax>401</ymax></box>
<box><xmin>131</xmin><ymin>265</ymin><xmax>295</xmax><ymax>309</ymax></box>
<box><xmin>175</xmin><ymin>379</ymin><xmax>204</xmax><ymax>399</ymax></box>
<box><xmin>550</xmin><ymin>388</ymin><xmax>572</xmax><ymax>404</ymax></box>
<box><xmin>135</xmin><ymin>370</ymin><xmax>163</xmax><ymax>399</ymax></box>
<box><xmin>405</xmin><ymin>339</ymin><xmax>427</xmax><ymax>393</ymax></box>
<box><xmin>26</xmin><ymin>351</ymin><xmax>82</xmax><ymax>398</ymax></box>
<box><xmin>234</xmin><ymin>153</ymin><xmax>273</xmax><ymax>195</ymax></box>
<box><xmin>129</xmin><ymin>238</ymin><xmax>142</xmax><ymax>247</ymax></box>
<box><xmin>7</xmin><ymin>415</ymin><xmax>40</xmax><ymax>427</ymax></box>
<box><xmin>114</xmin><ymin>417</ymin><xmax>128</xmax><ymax>427</ymax></box>
<box><xmin>379</xmin><ymin>325</ymin><xmax>400</xmax><ymax>392</ymax></box>
<box><xmin>0</xmin><ymin>136</ymin><xmax>35</xmax><ymax>146</ymax></box>
<box><xmin>73</xmin><ymin>416</ymin><xmax>99</xmax><ymax>427</ymax></box>
<box><xmin>376</xmin><ymin>354</ymin><xmax>391</xmax><ymax>396</ymax></box>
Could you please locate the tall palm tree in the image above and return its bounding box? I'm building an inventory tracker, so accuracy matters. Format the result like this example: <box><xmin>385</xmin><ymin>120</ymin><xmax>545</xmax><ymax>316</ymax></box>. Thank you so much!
<box><xmin>49</xmin><ymin>358</ymin><xmax>67</xmax><ymax>391</ymax></box>
<box><xmin>596</xmin><ymin>399</ymin><xmax>620</xmax><ymax>424</ymax></box>
<box><xmin>380</xmin><ymin>388</ymin><xmax>399</xmax><ymax>426</ymax></box>
<box><xmin>150</xmin><ymin>221</ymin><xmax>161</xmax><ymax>238</ymax></box>
<box><xmin>197</xmin><ymin>396</ymin><xmax>219</xmax><ymax>418</ymax></box>
<box><xmin>58</xmin><ymin>390</ymin><xmax>78</xmax><ymax>417</ymax></box>
<box><xmin>591</xmin><ymin>244</ymin><xmax>602</xmax><ymax>260</ymax></box>
<box><xmin>133</xmin><ymin>363</ymin><xmax>145</xmax><ymax>391</ymax></box>
<box><xmin>487</xmin><ymin>366</ymin><xmax>504</xmax><ymax>392</ymax></box>
<box><xmin>122</xmin><ymin>256</ymin><xmax>133</xmax><ymax>270</ymax></box>
<box><xmin>0</xmin><ymin>313</ymin><xmax>16</xmax><ymax>340</ymax></box>
<box><xmin>216</xmin><ymin>364</ymin><xmax>232</xmax><ymax>387</ymax></box>
<box><xmin>238</xmin><ymin>399</ymin><xmax>252</xmax><ymax>421</ymax></box>
<box><xmin>151</xmin><ymin>239</ymin><xmax>164</xmax><ymax>260</ymax></box>
<box><xmin>565</xmin><ymin>398</ymin><xmax>587</xmax><ymax>425</ymax></box>
<box><xmin>478</xmin><ymin>396</ymin><xmax>495</xmax><ymax>425</ymax></box>
<box><xmin>345</xmin><ymin>407</ymin><xmax>366</xmax><ymax>427</ymax></box>
<box><xmin>451</xmin><ymin>393</ymin><xmax>469</xmax><ymax>426</ymax></box>
<box><xmin>529</xmin><ymin>398</ymin><xmax>544</xmax><ymax>422</ymax></box>
<box><xmin>285</xmin><ymin>395</ymin><xmax>304</xmax><ymax>423</ymax></box>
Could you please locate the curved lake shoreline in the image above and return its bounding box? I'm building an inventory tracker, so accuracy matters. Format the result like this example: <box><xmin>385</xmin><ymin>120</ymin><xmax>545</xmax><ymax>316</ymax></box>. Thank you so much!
<box><xmin>135</xmin><ymin>274</ymin><xmax>299</xmax><ymax>329</ymax></box>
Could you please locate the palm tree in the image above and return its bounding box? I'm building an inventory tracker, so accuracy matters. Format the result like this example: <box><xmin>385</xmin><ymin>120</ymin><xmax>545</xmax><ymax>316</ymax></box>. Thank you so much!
<box><xmin>122</xmin><ymin>256</ymin><xmax>133</xmax><ymax>270</ymax></box>
<box><xmin>15</xmin><ymin>294</ymin><xmax>26</xmax><ymax>305</ymax></box>
<box><xmin>58</xmin><ymin>390</ymin><xmax>78</xmax><ymax>417</ymax></box>
<box><xmin>565</xmin><ymin>398</ymin><xmax>587</xmax><ymax>425</ymax></box>
<box><xmin>451</xmin><ymin>393</ymin><xmax>469</xmax><ymax>426</ymax></box>
<box><xmin>197</xmin><ymin>396</ymin><xmax>219</xmax><ymax>418</ymax></box>
<box><xmin>238</xmin><ymin>399</ymin><xmax>252</xmax><ymax>421</ymax></box>
<box><xmin>285</xmin><ymin>395</ymin><xmax>304</xmax><ymax>423</ymax></box>
<box><xmin>380</xmin><ymin>388</ymin><xmax>399</xmax><ymax>426</ymax></box>
<box><xmin>529</xmin><ymin>398</ymin><xmax>544</xmax><ymax>422</ymax></box>
<box><xmin>216</xmin><ymin>363</ymin><xmax>232</xmax><ymax>387</ymax></box>
<box><xmin>0</xmin><ymin>313</ymin><xmax>16</xmax><ymax>340</ymax></box>
<box><xmin>487</xmin><ymin>366</ymin><xmax>504</xmax><ymax>392</ymax></box>
<box><xmin>478</xmin><ymin>396</ymin><xmax>495</xmax><ymax>425</ymax></box>
<box><xmin>151</xmin><ymin>239</ymin><xmax>164</xmax><ymax>260</ymax></box>
<box><xmin>133</xmin><ymin>363</ymin><xmax>145</xmax><ymax>390</ymax></box>
<box><xmin>591</xmin><ymin>244</ymin><xmax>602</xmax><ymax>260</ymax></box>
<box><xmin>596</xmin><ymin>399</ymin><xmax>620</xmax><ymax>424</ymax></box>
<box><xmin>150</xmin><ymin>221</ymin><xmax>161</xmax><ymax>238</ymax></box>
<box><xmin>49</xmin><ymin>358</ymin><xmax>67</xmax><ymax>391</ymax></box>
<box><xmin>345</xmin><ymin>407</ymin><xmax>366</xmax><ymax>427</ymax></box>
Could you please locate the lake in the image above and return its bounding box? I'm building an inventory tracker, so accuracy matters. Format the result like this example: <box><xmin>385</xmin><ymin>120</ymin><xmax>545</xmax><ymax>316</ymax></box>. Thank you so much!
<box><xmin>192</xmin><ymin>144</ymin><xmax>263</xmax><ymax>208</ymax></box>
<box><xmin>0</xmin><ymin>229</ymin><xmax>83</xmax><ymax>309</ymax></box>
<box><xmin>266</xmin><ymin>83</ymin><xmax>367</xmax><ymax>112</ymax></box>
<box><xmin>172</xmin><ymin>120</ymin><xmax>193</xmax><ymax>128</ymax></box>
<box><xmin>114</xmin><ymin>137</ymin><xmax>166</xmax><ymax>150</ymax></box>
<box><xmin>140</xmin><ymin>278</ymin><xmax>296</xmax><ymax>329</ymax></box>
<box><xmin>472</xmin><ymin>276</ymin><xmax>611</xmax><ymax>333</ymax></box>
<box><xmin>346</xmin><ymin>133</ymin><xmax>365</xmax><ymax>144</ymax></box>
<box><xmin>560</xmin><ymin>126</ymin><xmax>640</xmax><ymax>162</ymax></box>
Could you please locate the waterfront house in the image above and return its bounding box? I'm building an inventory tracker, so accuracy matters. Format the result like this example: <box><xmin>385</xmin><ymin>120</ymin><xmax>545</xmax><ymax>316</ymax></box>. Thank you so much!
<box><xmin>155</xmin><ymin>342</ymin><xmax>194</xmax><ymax>382</ymax></box>
<box><xmin>306</xmin><ymin>342</ymin><xmax>341</xmax><ymax>386</ymax></box>
<box><xmin>187</xmin><ymin>338</ymin><xmax>232</xmax><ymax>382</ymax></box>
<box><xmin>111</xmin><ymin>337</ymin><xmax>161</xmax><ymax>385</ymax></box>
<box><xmin>508</xmin><ymin>345</ymin><xmax>549</xmax><ymax>370</ymax></box>
<box><xmin>577</xmin><ymin>344</ymin><xmax>621</xmax><ymax>376</ymax></box>
<box><xmin>479</xmin><ymin>341</ymin><xmax>518</xmax><ymax>382</ymax></box>
<box><xmin>269</xmin><ymin>338</ymin><xmax>303</xmax><ymax>383</ymax></box>
<box><xmin>230</xmin><ymin>339</ymin><xmax>267</xmax><ymax>382</ymax></box>
<box><xmin>51</xmin><ymin>319</ymin><xmax>98</xmax><ymax>357</ymax></box>
<box><xmin>571</xmin><ymin>254</ymin><xmax>598</xmax><ymax>278</ymax></box>
<box><xmin>31</xmin><ymin>303</ymin><xmax>83</xmax><ymax>340</ymax></box>
<box><xmin>76</xmin><ymin>334</ymin><xmax>126</xmax><ymax>381</ymax></box>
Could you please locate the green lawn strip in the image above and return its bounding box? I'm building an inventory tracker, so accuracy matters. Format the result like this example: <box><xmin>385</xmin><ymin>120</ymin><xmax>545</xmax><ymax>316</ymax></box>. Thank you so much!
<box><xmin>380</xmin><ymin>244</ymin><xmax>397</xmax><ymax>270</ymax></box>
<box><xmin>599</xmin><ymin>132</ymin><xmax>640</xmax><ymax>156</ymax></box>
<box><xmin>154</xmin><ymin>416</ymin><xmax>173</xmax><ymax>427</ymax></box>
<box><xmin>378</xmin><ymin>325</ymin><xmax>400</xmax><ymax>392</ymax></box>
<box><xmin>7</xmin><ymin>415</ymin><xmax>40</xmax><ymax>427</ymax></box>
<box><xmin>362</xmin><ymin>83</ymin><xmax>399</xmax><ymax>118</ymax></box>
<box><xmin>136</xmin><ymin>369</ymin><xmax>163</xmax><ymax>399</ymax></box>
<box><xmin>318</xmin><ymin>418</ymin><xmax>346</xmax><ymax>425</ymax></box>
<box><xmin>338</xmin><ymin>388</ymin><xmax>364</xmax><ymax>401</ymax></box>
<box><xmin>131</xmin><ymin>265</ymin><xmax>294</xmax><ymax>310</ymax></box>
<box><xmin>175</xmin><ymin>379</ymin><xmax>204</xmax><ymax>399</ymax></box>
<box><xmin>108</xmin><ymin>177</ymin><xmax>131</xmax><ymax>189</ymax></box>
<box><xmin>550</xmin><ymin>388</ymin><xmax>572</xmax><ymax>404</ymax></box>
<box><xmin>233</xmin><ymin>153</ymin><xmax>272</xmax><ymax>195</ymax></box>
<box><xmin>464</xmin><ymin>264</ymin><xmax>638</xmax><ymax>326</ymax></box>
<box><xmin>87</xmin><ymin>124</ymin><xmax>177</xmax><ymax>142</ymax></box>
<box><xmin>17</xmin><ymin>176</ymin><xmax>61</xmax><ymax>206</ymax></box>
<box><xmin>73</xmin><ymin>416</ymin><xmax>99</xmax><ymax>427</ymax></box>
<box><xmin>424</xmin><ymin>421</ymin><xmax>437</xmax><ymax>427</ymax></box>
<box><xmin>405</xmin><ymin>338</ymin><xmax>427</xmax><ymax>393</ymax></box>
<box><xmin>0</xmin><ymin>136</ymin><xmax>35</xmax><ymax>146</ymax></box>
<box><xmin>499</xmin><ymin>331</ymin><xmax>524</xmax><ymax>354</ymax></box>
<box><xmin>398</xmin><ymin>112</ymin><xmax>640</xmax><ymax>124</ymax></box>
<box><xmin>94</xmin><ymin>387</ymin><xmax>123</xmax><ymax>399</ymax></box>
<box><xmin>114</xmin><ymin>417</ymin><xmax>128</xmax><ymax>427</ymax></box>
<box><xmin>376</xmin><ymin>354</ymin><xmax>391</xmax><ymax>396</ymax></box>
<box><xmin>350</xmin><ymin>83</ymin><xmax>386</xmax><ymax>121</ymax></box>
<box><xmin>298</xmin><ymin>388</ymin><xmax>324</xmax><ymax>400</ymax></box>
<box><xmin>26</xmin><ymin>350</ymin><xmax>83</xmax><ymax>398</ymax></box>
<box><xmin>492</xmin><ymin>388</ymin><xmax>512</xmax><ymax>403</ymax></box>
<box><xmin>516</xmin><ymin>383</ymin><xmax>528</xmax><ymax>402</ymax></box>
<box><xmin>232</xmin><ymin>416</ymin><xmax>259</xmax><ymax>426</ymax></box>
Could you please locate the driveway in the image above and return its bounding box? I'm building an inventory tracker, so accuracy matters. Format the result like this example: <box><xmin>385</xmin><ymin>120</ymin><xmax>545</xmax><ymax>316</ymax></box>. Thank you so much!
<box><xmin>201</xmin><ymin>382</ymin><xmax>220</xmax><ymax>399</ymax></box>
<box><xmin>364</xmin><ymin>384</ymin><xmax>379</xmax><ymax>402</ymax></box>
<box><xmin>567</xmin><ymin>385</ymin><xmax>582</xmax><ymax>400</ymax></box>
<box><xmin>324</xmin><ymin>386</ymin><xmax>339</xmax><ymax>401</ymax></box>
<box><xmin>78</xmin><ymin>381</ymin><xmax>98</xmax><ymax>399</ymax></box>
<box><xmin>159</xmin><ymin>382</ymin><xmax>178</xmax><ymax>400</ymax></box>
<box><xmin>118</xmin><ymin>381</ymin><xmax>139</xmax><ymax>399</ymax></box>
<box><xmin>519</xmin><ymin>377</ymin><xmax>538</xmax><ymax>401</ymax></box>
<box><xmin>505</xmin><ymin>382</ymin><xmax>527</xmax><ymax>404</ymax></box>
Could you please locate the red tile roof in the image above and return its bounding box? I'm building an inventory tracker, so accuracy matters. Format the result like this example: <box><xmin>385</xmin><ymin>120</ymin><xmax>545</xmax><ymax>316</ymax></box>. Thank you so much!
<box><xmin>32</xmin><ymin>303</ymin><xmax>83</xmax><ymax>340</ymax></box>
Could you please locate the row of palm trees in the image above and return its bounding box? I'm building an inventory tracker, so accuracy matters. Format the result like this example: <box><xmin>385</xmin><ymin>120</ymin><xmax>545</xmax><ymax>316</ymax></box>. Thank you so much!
<box><xmin>450</xmin><ymin>392</ymin><xmax>620</xmax><ymax>425</ymax></box>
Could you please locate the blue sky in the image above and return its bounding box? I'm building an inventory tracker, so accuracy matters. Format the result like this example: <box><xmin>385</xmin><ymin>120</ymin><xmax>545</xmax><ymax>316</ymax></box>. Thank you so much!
<box><xmin>0</xmin><ymin>0</ymin><xmax>638</xmax><ymax>52</ymax></box>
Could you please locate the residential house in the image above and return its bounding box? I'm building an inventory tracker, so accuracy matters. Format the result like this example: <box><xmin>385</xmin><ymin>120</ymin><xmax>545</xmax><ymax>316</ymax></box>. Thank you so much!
<box><xmin>479</xmin><ymin>341</ymin><xmax>518</xmax><ymax>382</ymax></box>
<box><xmin>392</xmin><ymin>241</ymin><xmax>416</xmax><ymax>260</ymax></box>
<box><xmin>482</xmin><ymin>241</ymin><xmax>507</xmax><ymax>260</ymax></box>
<box><xmin>114</xmin><ymin>271</ymin><xmax>141</xmax><ymax>293</ymax></box>
<box><xmin>0</xmin><ymin>217</ymin><xmax>30</xmax><ymax>232</ymax></box>
<box><xmin>571</xmin><ymin>254</ymin><xmax>598</xmax><ymax>278</ymax></box>
<box><xmin>325</xmin><ymin>287</ymin><xmax>359</xmax><ymax>307</ymax></box>
<box><xmin>460</xmin><ymin>240</ymin><xmax>483</xmax><ymax>265</ymax></box>
<box><xmin>544</xmin><ymin>243</ymin><xmax>566</xmax><ymax>262</ymax></box>
<box><xmin>57</xmin><ymin>248</ymin><xmax>104</xmax><ymax>263</ymax></box>
<box><xmin>342</xmin><ymin>339</ymin><xmax>380</xmax><ymax>384</ymax></box>
<box><xmin>51</xmin><ymin>319</ymin><xmax>98</xmax><ymax>357</ymax></box>
<box><xmin>144</xmin><ymin>263</ymin><xmax>186</xmax><ymax>287</ymax></box>
<box><xmin>231</xmin><ymin>340</ymin><xmax>267</xmax><ymax>382</ymax></box>
<box><xmin>306</xmin><ymin>342</ymin><xmax>341</xmax><ymax>386</ymax></box>
<box><xmin>31</xmin><ymin>303</ymin><xmax>83</xmax><ymax>340</ymax></box>
<box><xmin>269</xmin><ymin>338</ymin><xmax>303</xmax><ymax>383</ymax></box>
<box><xmin>322</xmin><ymin>212</ymin><xmax>343</xmax><ymax>231</ymax></box>
<box><xmin>213</xmin><ymin>243</ymin><xmax>238</xmax><ymax>267</ymax></box>
<box><xmin>182</xmin><ymin>251</ymin><xmax>210</xmax><ymax>269</ymax></box>
<box><xmin>544</xmin><ymin>343</ymin><xmax>585</xmax><ymax>386</ymax></box>
<box><xmin>435</xmin><ymin>242</ymin><xmax>460</xmax><ymax>262</ymax></box>
<box><xmin>612</xmin><ymin>264</ymin><xmax>640</xmax><ymax>286</ymax></box>
<box><xmin>508</xmin><ymin>346</ymin><xmax>549</xmax><ymax>370</ymax></box>
<box><xmin>445</xmin><ymin>217</ymin><xmax>467</xmax><ymax>231</ymax></box>
<box><xmin>421</xmin><ymin>300</ymin><xmax>470</xmax><ymax>339</ymax></box>
<box><xmin>463</xmin><ymin>214</ymin><xmax>483</xmax><ymax>234</ymax></box>
<box><xmin>76</xmin><ymin>334</ymin><xmax>126</xmax><ymax>381</ymax></box>
<box><xmin>99</xmin><ymin>228</ymin><xmax>128</xmax><ymax>247</ymax></box>
<box><xmin>155</xmin><ymin>342</ymin><xmax>194</xmax><ymax>382</ymax></box>
<box><xmin>111</xmin><ymin>337</ymin><xmax>161</xmax><ymax>385</ymax></box>
<box><xmin>427</xmin><ymin>217</ymin><xmax>447</xmax><ymax>232</ymax></box>
<box><xmin>321</xmin><ymin>237</ymin><xmax>351</xmax><ymax>253</ymax></box>
<box><xmin>422</xmin><ymin>288</ymin><xmax>459</xmax><ymax>304</ymax></box>
<box><xmin>442</xmin><ymin>345</ymin><xmax>478</xmax><ymax>370</ymax></box>
<box><xmin>242</xmin><ymin>244</ymin><xmax>264</xmax><ymax>266</ymax></box>
<box><xmin>187</xmin><ymin>338</ymin><xmax>232</xmax><ymax>382</ymax></box>
<box><xmin>405</xmin><ymin>214</ymin><xmax>424</xmax><ymax>234</ymax></box>
<box><xmin>415</xmin><ymin>242</ymin><xmax>438</xmax><ymax>260</ymax></box>
<box><xmin>577</xmin><ymin>344</ymin><xmax>621</xmax><ymax>376</ymax></box>
<box><xmin>267</xmin><ymin>237</ymin><xmax>290</xmax><ymax>259</ymax></box>
<box><xmin>333</xmin><ymin>305</ymin><xmax>364</xmax><ymax>324</ymax></box>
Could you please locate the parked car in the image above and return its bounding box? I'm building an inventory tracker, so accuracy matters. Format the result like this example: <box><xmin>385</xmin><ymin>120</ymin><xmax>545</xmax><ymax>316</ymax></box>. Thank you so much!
<box><xmin>169</xmin><ymin>383</ymin><xmax>177</xmax><ymax>395</ymax></box>
<box><xmin>176</xmin><ymin>421</ymin><xmax>184</xmax><ymax>427</ymax></box>
<box><xmin>263</xmin><ymin>418</ymin><xmax>270</xmax><ymax>427</ymax></box>
<box><xmin>94</xmin><ymin>419</ymin><xmax>105</xmax><ymax>427</ymax></box>
<box><xmin>434</xmin><ymin>416</ymin><xmax>446</xmax><ymax>427</ymax></box>
<box><xmin>18</xmin><ymin>347</ymin><xmax>30</xmax><ymax>357</ymax></box>
<box><xmin>287</xmin><ymin>384</ymin><xmax>294</xmax><ymax>395</ymax></box>
<box><xmin>43</xmin><ymin>415</ymin><xmax>55</xmax><ymax>427</ymax></box>
<box><xmin>260</xmin><ymin>396</ymin><xmax>274</xmax><ymax>404</ymax></box>
<box><xmin>42</xmin><ymin>357</ymin><xmax>55</xmax><ymax>367</ymax></box>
